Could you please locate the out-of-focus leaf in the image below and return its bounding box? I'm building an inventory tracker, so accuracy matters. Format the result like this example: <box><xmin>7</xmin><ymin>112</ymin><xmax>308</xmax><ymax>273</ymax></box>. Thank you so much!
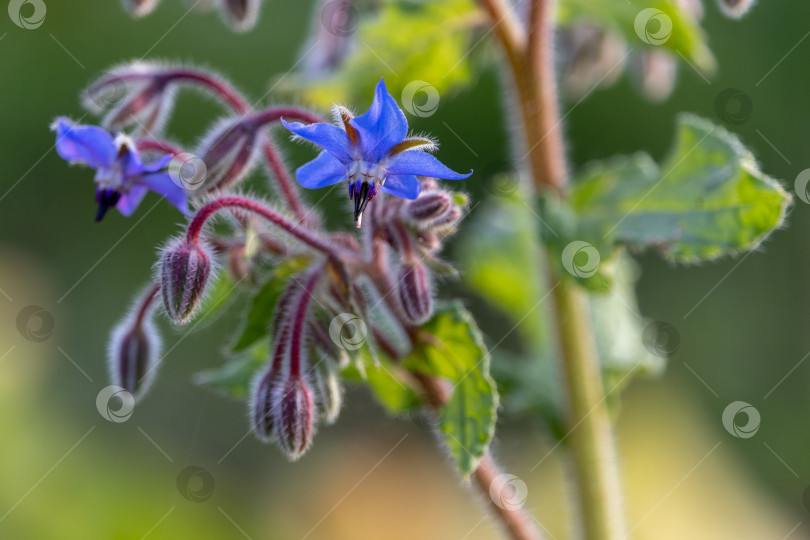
<box><xmin>558</xmin><ymin>0</ymin><xmax>715</xmax><ymax>74</ymax></box>
<box><xmin>230</xmin><ymin>256</ymin><xmax>310</xmax><ymax>352</ymax></box>
<box><xmin>405</xmin><ymin>303</ymin><xmax>498</xmax><ymax>476</ymax></box>
<box><xmin>284</xmin><ymin>0</ymin><xmax>479</xmax><ymax>108</ymax></box>
<box><xmin>572</xmin><ymin>114</ymin><xmax>792</xmax><ymax>263</ymax></box>
<box><xmin>194</xmin><ymin>342</ymin><xmax>268</xmax><ymax>399</ymax></box>
<box><xmin>195</xmin><ymin>270</ymin><xmax>238</xmax><ymax>323</ymax></box>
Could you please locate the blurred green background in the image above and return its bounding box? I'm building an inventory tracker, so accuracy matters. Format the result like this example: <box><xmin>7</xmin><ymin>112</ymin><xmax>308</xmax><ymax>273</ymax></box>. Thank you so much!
<box><xmin>0</xmin><ymin>0</ymin><xmax>808</xmax><ymax>538</ymax></box>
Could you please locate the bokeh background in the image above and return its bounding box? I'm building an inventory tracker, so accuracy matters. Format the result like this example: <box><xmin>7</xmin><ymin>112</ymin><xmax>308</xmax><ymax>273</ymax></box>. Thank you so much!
<box><xmin>0</xmin><ymin>0</ymin><xmax>808</xmax><ymax>538</ymax></box>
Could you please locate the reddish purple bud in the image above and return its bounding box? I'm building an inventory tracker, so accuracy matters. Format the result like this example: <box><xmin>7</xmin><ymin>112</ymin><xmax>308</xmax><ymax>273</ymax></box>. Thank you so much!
<box><xmin>403</xmin><ymin>191</ymin><xmax>452</xmax><ymax>226</ymax></box>
<box><xmin>398</xmin><ymin>262</ymin><xmax>433</xmax><ymax>325</ymax></box>
<box><xmin>108</xmin><ymin>286</ymin><xmax>162</xmax><ymax>398</ymax></box>
<box><xmin>196</xmin><ymin>117</ymin><xmax>260</xmax><ymax>190</ymax></box>
<box><xmin>273</xmin><ymin>377</ymin><xmax>315</xmax><ymax>461</ymax></box>
<box><xmin>82</xmin><ymin>63</ymin><xmax>174</xmax><ymax>136</ymax></box>
<box><xmin>121</xmin><ymin>0</ymin><xmax>161</xmax><ymax>17</ymax></box>
<box><xmin>159</xmin><ymin>237</ymin><xmax>214</xmax><ymax>324</ymax></box>
<box><xmin>219</xmin><ymin>0</ymin><xmax>261</xmax><ymax>32</ymax></box>
<box><xmin>250</xmin><ymin>367</ymin><xmax>283</xmax><ymax>441</ymax></box>
<box><xmin>430</xmin><ymin>205</ymin><xmax>462</xmax><ymax>230</ymax></box>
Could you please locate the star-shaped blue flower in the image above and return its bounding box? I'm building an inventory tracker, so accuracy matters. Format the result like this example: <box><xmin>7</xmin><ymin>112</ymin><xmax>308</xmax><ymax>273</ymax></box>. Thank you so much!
<box><xmin>52</xmin><ymin>118</ymin><xmax>188</xmax><ymax>221</ymax></box>
<box><xmin>282</xmin><ymin>80</ymin><xmax>471</xmax><ymax>227</ymax></box>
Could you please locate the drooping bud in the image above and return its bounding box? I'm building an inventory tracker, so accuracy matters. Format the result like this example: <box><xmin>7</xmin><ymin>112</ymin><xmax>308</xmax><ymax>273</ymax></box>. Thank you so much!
<box><xmin>219</xmin><ymin>0</ymin><xmax>261</xmax><ymax>32</ymax></box>
<box><xmin>158</xmin><ymin>237</ymin><xmax>215</xmax><ymax>324</ymax></box>
<box><xmin>250</xmin><ymin>367</ymin><xmax>283</xmax><ymax>441</ymax></box>
<box><xmin>196</xmin><ymin>117</ymin><xmax>260</xmax><ymax>190</ymax></box>
<box><xmin>312</xmin><ymin>357</ymin><xmax>343</xmax><ymax>425</ymax></box>
<box><xmin>716</xmin><ymin>0</ymin><xmax>755</xmax><ymax>19</ymax></box>
<box><xmin>429</xmin><ymin>205</ymin><xmax>462</xmax><ymax>231</ymax></box>
<box><xmin>108</xmin><ymin>285</ymin><xmax>162</xmax><ymax>399</ymax></box>
<box><xmin>631</xmin><ymin>50</ymin><xmax>677</xmax><ymax>103</ymax></box>
<box><xmin>398</xmin><ymin>262</ymin><xmax>433</xmax><ymax>325</ymax></box>
<box><xmin>403</xmin><ymin>191</ymin><xmax>452</xmax><ymax>226</ymax></box>
<box><xmin>82</xmin><ymin>62</ymin><xmax>175</xmax><ymax>136</ymax></box>
<box><xmin>121</xmin><ymin>0</ymin><xmax>161</xmax><ymax>17</ymax></box>
<box><xmin>272</xmin><ymin>377</ymin><xmax>315</xmax><ymax>461</ymax></box>
<box><xmin>559</xmin><ymin>25</ymin><xmax>627</xmax><ymax>98</ymax></box>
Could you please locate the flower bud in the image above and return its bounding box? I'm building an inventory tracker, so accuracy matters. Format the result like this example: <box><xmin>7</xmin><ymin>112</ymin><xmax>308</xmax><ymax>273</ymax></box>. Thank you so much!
<box><xmin>219</xmin><ymin>0</ymin><xmax>261</xmax><ymax>32</ymax></box>
<box><xmin>631</xmin><ymin>50</ymin><xmax>677</xmax><ymax>103</ymax></box>
<box><xmin>429</xmin><ymin>205</ymin><xmax>462</xmax><ymax>231</ymax></box>
<box><xmin>273</xmin><ymin>377</ymin><xmax>315</xmax><ymax>461</ymax></box>
<box><xmin>716</xmin><ymin>0</ymin><xmax>755</xmax><ymax>19</ymax></box>
<box><xmin>108</xmin><ymin>287</ymin><xmax>162</xmax><ymax>399</ymax></box>
<box><xmin>196</xmin><ymin>117</ymin><xmax>260</xmax><ymax>190</ymax></box>
<box><xmin>82</xmin><ymin>63</ymin><xmax>174</xmax><ymax>136</ymax></box>
<box><xmin>403</xmin><ymin>191</ymin><xmax>452</xmax><ymax>226</ymax></box>
<box><xmin>121</xmin><ymin>0</ymin><xmax>161</xmax><ymax>17</ymax></box>
<box><xmin>159</xmin><ymin>237</ymin><xmax>214</xmax><ymax>324</ymax></box>
<box><xmin>312</xmin><ymin>358</ymin><xmax>343</xmax><ymax>425</ymax></box>
<box><xmin>250</xmin><ymin>367</ymin><xmax>283</xmax><ymax>441</ymax></box>
<box><xmin>398</xmin><ymin>262</ymin><xmax>433</xmax><ymax>325</ymax></box>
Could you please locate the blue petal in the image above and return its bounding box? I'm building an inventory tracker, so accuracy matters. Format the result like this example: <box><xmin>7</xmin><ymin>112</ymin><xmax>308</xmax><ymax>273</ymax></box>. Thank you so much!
<box><xmin>281</xmin><ymin>119</ymin><xmax>353</xmax><ymax>163</ymax></box>
<box><xmin>386</xmin><ymin>150</ymin><xmax>472</xmax><ymax>180</ymax></box>
<box><xmin>296</xmin><ymin>151</ymin><xmax>346</xmax><ymax>189</ymax></box>
<box><xmin>350</xmin><ymin>79</ymin><xmax>409</xmax><ymax>162</ymax></box>
<box><xmin>117</xmin><ymin>186</ymin><xmax>147</xmax><ymax>216</ymax></box>
<box><xmin>53</xmin><ymin>118</ymin><xmax>115</xmax><ymax>170</ymax></box>
<box><xmin>140</xmin><ymin>153</ymin><xmax>173</xmax><ymax>174</ymax></box>
<box><xmin>139</xmin><ymin>173</ymin><xmax>190</xmax><ymax>215</ymax></box>
<box><xmin>381</xmin><ymin>175</ymin><xmax>421</xmax><ymax>199</ymax></box>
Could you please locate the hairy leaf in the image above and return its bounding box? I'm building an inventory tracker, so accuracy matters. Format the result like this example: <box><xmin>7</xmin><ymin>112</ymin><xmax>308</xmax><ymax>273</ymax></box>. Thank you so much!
<box><xmin>194</xmin><ymin>342</ymin><xmax>268</xmax><ymax>399</ymax></box>
<box><xmin>572</xmin><ymin>114</ymin><xmax>791</xmax><ymax>263</ymax></box>
<box><xmin>405</xmin><ymin>303</ymin><xmax>498</xmax><ymax>476</ymax></box>
<box><xmin>342</xmin><ymin>350</ymin><xmax>422</xmax><ymax>415</ymax></box>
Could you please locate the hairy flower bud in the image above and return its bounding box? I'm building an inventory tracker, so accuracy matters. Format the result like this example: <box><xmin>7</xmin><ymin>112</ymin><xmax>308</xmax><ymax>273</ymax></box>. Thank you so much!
<box><xmin>219</xmin><ymin>0</ymin><xmax>261</xmax><ymax>32</ymax></box>
<box><xmin>82</xmin><ymin>62</ymin><xmax>175</xmax><ymax>136</ymax></box>
<box><xmin>403</xmin><ymin>191</ymin><xmax>452</xmax><ymax>226</ymax></box>
<box><xmin>398</xmin><ymin>262</ymin><xmax>433</xmax><ymax>325</ymax></box>
<box><xmin>121</xmin><ymin>0</ymin><xmax>161</xmax><ymax>17</ymax></box>
<box><xmin>430</xmin><ymin>205</ymin><xmax>462</xmax><ymax>231</ymax></box>
<box><xmin>250</xmin><ymin>367</ymin><xmax>283</xmax><ymax>441</ymax></box>
<box><xmin>312</xmin><ymin>358</ymin><xmax>343</xmax><ymax>425</ymax></box>
<box><xmin>196</xmin><ymin>117</ymin><xmax>260</xmax><ymax>190</ymax></box>
<box><xmin>273</xmin><ymin>377</ymin><xmax>315</xmax><ymax>461</ymax></box>
<box><xmin>716</xmin><ymin>0</ymin><xmax>755</xmax><ymax>19</ymax></box>
<box><xmin>108</xmin><ymin>286</ymin><xmax>162</xmax><ymax>398</ymax></box>
<box><xmin>631</xmin><ymin>50</ymin><xmax>677</xmax><ymax>103</ymax></box>
<box><xmin>158</xmin><ymin>237</ymin><xmax>214</xmax><ymax>324</ymax></box>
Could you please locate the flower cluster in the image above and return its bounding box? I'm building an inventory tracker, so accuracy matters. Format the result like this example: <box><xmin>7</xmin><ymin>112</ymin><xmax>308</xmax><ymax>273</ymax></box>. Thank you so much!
<box><xmin>53</xmin><ymin>62</ymin><xmax>470</xmax><ymax>460</ymax></box>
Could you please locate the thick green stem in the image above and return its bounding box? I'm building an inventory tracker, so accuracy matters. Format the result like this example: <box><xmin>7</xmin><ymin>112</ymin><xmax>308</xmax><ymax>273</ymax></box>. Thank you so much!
<box><xmin>477</xmin><ymin>0</ymin><xmax>627</xmax><ymax>537</ymax></box>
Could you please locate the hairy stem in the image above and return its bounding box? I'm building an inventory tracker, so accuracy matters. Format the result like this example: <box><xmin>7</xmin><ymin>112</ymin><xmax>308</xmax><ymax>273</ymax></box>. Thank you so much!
<box><xmin>185</xmin><ymin>196</ymin><xmax>354</xmax><ymax>263</ymax></box>
<box><xmin>478</xmin><ymin>0</ymin><xmax>626</xmax><ymax>537</ymax></box>
<box><xmin>415</xmin><ymin>374</ymin><xmax>546</xmax><ymax>540</ymax></box>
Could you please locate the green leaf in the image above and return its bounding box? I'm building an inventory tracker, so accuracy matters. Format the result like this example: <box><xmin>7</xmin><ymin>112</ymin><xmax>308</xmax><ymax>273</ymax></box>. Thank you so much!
<box><xmin>193</xmin><ymin>342</ymin><xmax>268</xmax><ymax>399</ymax></box>
<box><xmin>283</xmin><ymin>0</ymin><xmax>479</xmax><ymax>108</ymax></box>
<box><xmin>195</xmin><ymin>271</ymin><xmax>239</xmax><ymax>323</ymax></box>
<box><xmin>230</xmin><ymin>256</ymin><xmax>310</xmax><ymax>352</ymax></box>
<box><xmin>571</xmin><ymin>114</ymin><xmax>792</xmax><ymax>263</ymax></box>
<box><xmin>558</xmin><ymin>0</ymin><xmax>715</xmax><ymax>74</ymax></box>
<box><xmin>404</xmin><ymin>303</ymin><xmax>498</xmax><ymax>476</ymax></box>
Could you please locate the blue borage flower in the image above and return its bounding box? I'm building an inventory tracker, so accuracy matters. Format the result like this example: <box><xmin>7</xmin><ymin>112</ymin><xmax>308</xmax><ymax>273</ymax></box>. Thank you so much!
<box><xmin>282</xmin><ymin>79</ymin><xmax>472</xmax><ymax>227</ymax></box>
<box><xmin>52</xmin><ymin>117</ymin><xmax>188</xmax><ymax>221</ymax></box>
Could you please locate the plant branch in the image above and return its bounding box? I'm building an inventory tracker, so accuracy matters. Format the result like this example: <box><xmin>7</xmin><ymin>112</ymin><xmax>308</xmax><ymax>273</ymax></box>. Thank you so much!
<box><xmin>478</xmin><ymin>0</ymin><xmax>626</xmax><ymax>537</ymax></box>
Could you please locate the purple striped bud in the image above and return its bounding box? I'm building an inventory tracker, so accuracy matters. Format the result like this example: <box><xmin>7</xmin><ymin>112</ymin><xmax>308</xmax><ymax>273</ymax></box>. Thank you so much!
<box><xmin>219</xmin><ymin>0</ymin><xmax>261</xmax><ymax>32</ymax></box>
<box><xmin>82</xmin><ymin>63</ymin><xmax>174</xmax><ymax>136</ymax></box>
<box><xmin>273</xmin><ymin>377</ymin><xmax>315</xmax><ymax>461</ymax></box>
<box><xmin>403</xmin><ymin>191</ymin><xmax>452</xmax><ymax>226</ymax></box>
<box><xmin>716</xmin><ymin>0</ymin><xmax>755</xmax><ymax>19</ymax></box>
<box><xmin>196</xmin><ymin>117</ymin><xmax>260</xmax><ymax>190</ymax></box>
<box><xmin>121</xmin><ymin>0</ymin><xmax>161</xmax><ymax>17</ymax></box>
<box><xmin>312</xmin><ymin>358</ymin><xmax>342</xmax><ymax>425</ymax></box>
<box><xmin>250</xmin><ymin>367</ymin><xmax>283</xmax><ymax>441</ymax></box>
<box><xmin>430</xmin><ymin>205</ymin><xmax>462</xmax><ymax>231</ymax></box>
<box><xmin>108</xmin><ymin>286</ymin><xmax>162</xmax><ymax>398</ymax></box>
<box><xmin>159</xmin><ymin>237</ymin><xmax>214</xmax><ymax>324</ymax></box>
<box><xmin>398</xmin><ymin>262</ymin><xmax>433</xmax><ymax>325</ymax></box>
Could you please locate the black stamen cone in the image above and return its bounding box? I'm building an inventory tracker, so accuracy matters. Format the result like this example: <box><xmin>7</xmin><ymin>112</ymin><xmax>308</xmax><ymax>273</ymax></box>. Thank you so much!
<box><xmin>95</xmin><ymin>190</ymin><xmax>121</xmax><ymax>222</ymax></box>
<box><xmin>354</xmin><ymin>181</ymin><xmax>371</xmax><ymax>224</ymax></box>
